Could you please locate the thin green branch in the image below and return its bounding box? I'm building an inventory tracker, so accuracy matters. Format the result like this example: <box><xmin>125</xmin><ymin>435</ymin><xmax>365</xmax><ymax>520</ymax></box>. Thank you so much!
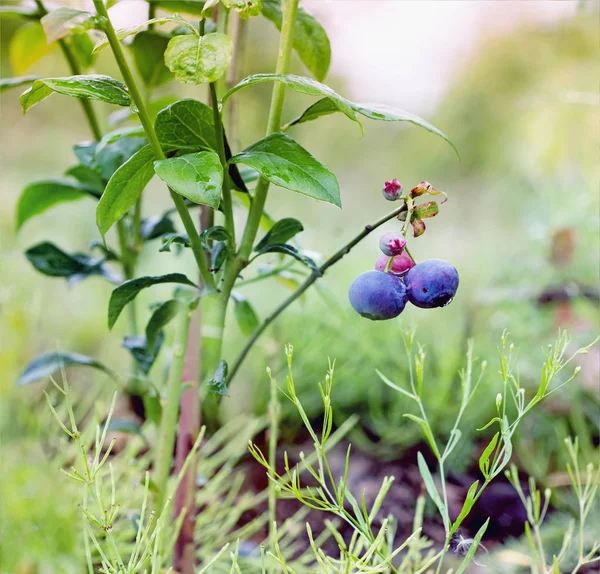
<box><xmin>227</xmin><ymin>203</ymin><xmax>407</xmax><ymax>383</ymax></box>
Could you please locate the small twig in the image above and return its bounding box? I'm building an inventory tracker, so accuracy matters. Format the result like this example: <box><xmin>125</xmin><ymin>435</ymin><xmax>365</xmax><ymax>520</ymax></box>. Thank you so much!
<box><xmin>226</xmin><ymin>203</ymin><xmax>407</xmax><ymax>384</ymax></box>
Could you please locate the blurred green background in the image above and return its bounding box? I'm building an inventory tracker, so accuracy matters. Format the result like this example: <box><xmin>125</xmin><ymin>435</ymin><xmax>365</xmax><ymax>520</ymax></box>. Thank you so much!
<box><xmin>1</xmin><ymin>1</ymin><xmax>598</xmax><ymax>572</ymax></box>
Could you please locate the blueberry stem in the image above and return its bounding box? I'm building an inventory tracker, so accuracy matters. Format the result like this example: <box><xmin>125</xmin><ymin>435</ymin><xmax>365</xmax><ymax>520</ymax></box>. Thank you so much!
<box><xmin>227</xmin><ymin>203</ymin><xmax>408</xmax><ymax>384</ymax></box>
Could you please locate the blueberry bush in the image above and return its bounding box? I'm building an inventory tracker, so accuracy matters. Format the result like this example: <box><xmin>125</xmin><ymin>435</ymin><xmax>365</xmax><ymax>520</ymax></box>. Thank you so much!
<box><xmin>1</xmin><ymin>1</ymin><xmax>599</xmax><ymax>573</ymax></box>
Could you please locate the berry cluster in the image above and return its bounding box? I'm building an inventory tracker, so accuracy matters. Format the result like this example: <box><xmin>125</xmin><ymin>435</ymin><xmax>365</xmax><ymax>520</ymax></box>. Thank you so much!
<box><xmin>348</xmin><ymin>180</ymin><xmax>459</xmax><ymax>321</ymax></box>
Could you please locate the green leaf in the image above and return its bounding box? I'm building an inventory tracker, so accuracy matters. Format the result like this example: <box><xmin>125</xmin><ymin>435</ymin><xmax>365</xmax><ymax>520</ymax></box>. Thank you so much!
<box><xmin>10</xmin><ymin>23</ymin><xmax>54</xmax><ymax>75</ymax></box>
<box><xmin>146</xmin><ymin>299</ymin><xmax>182</xmax><ymax>350</ymax></box>
<box><xmin>417</xmin><ymin>452</ymin><xmax>449</xmax><ymax>532</ymax></box>
<box><xmin>67</xmin><ymin>32</ymin><xmax>95</xmax><ymax>70</ymax></box>
<box><xmin>223</xmin><ymin>74</ymin><xmax>356</xmax><ymax>122</ymax></box>
<box><xmin>262</xmin><ymin>0</ymin><xmax>330</xmax><ymax>81</ymax></box>
<box><xmin>94</xmin><ymin>131</ymin><xmax>147</xmax><ymax>180</ymax></box>
<box><xmin>223</xmin><ymin>0</ymin><xmax>262</xmax><ymax>19</ymax></box>
<box><xmin>224</xmin><ymin>74</ymin><xmax>456</xmax><ymax>152</ymax></box>
<box><xmin>159</xmin><ymin>232</ymin><xmax>190</xmax><ymax>253</ymax></box>
<box><xmin>232</xmin><ymin>293</ymin><xmax>259</xmax><ymax>336</ymax></box>
<box><xmin>20</xmin><ymin>75</ymin><xmax>131</xmax><ymax>113</ymax></box>
<box><xmin>73</xmin><ymin>141</ymin><xmax>98</xmax><ymax>168</ymax></box>
<box><xmin>200</xmin><ymin>225</ymin><xmax>231</xmax><ymax>245</ymax></box>
<box><xmin>208</xmin><ymin>360</ymin><xmax>228</xmax><ymax>395</ymax></box>
<box><xmin>404</xmin><ymin>414</ymin><xmax>440</xmax><ymax>459</ymax></box>
<box><xmin>155</xmin><ymin>98</ymin><xmax>217</xmax><ymax>152</ymax></box>
<box><xmin>229</xmin><ymin>132</ymin><xmax>341</xmax><ymax>207</ymax></box>
<box><xmin>0</xmin><ymin>75</ymin><xmax>38</xmax><ymax>93</ymax></box>
<box><xmin>108</xmin><ymin>273</ymin><xmax>196</xmax><ymax>329</ymax></box>
<box><xmin>129</xmin><ymin>31</ymin><xmax>173</xmax><ymax>88</ymax></box>
<box><xmin>255</xmin><ymin>217</ymin><xmax>303</xmax><ymax>251</ymax></box>
<box><xmin>96</xmin><ymin>145</ymin><xmax>155</xmax><ymax>240</ymax></box>
<box><xmin>16</xmin><ymin>179</ymin><xmax>96</xmax><ymax>230</ymax></box>
<box><xmin>141</xmin><ymin>213</ymin><xmax>176</xmax><ymax>240</ymax></box>
<box><xmin>210</xmin><ymin>241</ymin><xmax>228</xmax><ymax>272</ymax></box>
<box><xmin>165</xmin><ymin>32</ymin><xmax>233</xmax><ymax>84</ymax></box>
<box><xmin>284</xmin><ymin>97</ymin><xmax>338</xmax><ymax>128</ymax></box>
<box><xmin>455</xmin><ymin>519</ymin><xmax>490</xmax><ymax>574</ymax></box>
<box><xmin>256</xmin><ymin>244</ymin><xmax>318</xmax><ymax>273</ymax></box>
<box><xmin>479</xmin><ymin>432</ymin><xmax>499</xmax><ymax>478</ymax></box>
<box><xmin>18</xmin><ymin>351</ymin><xmax>114</xmax><ymax>386</ymax></box>
<box><xmin>450</xmin><ymin>480</ymin><xmax>480</xmax><ymax>535</ymax></box>
<box><xmin>122</xmin><ymin>334</ymin><xmax>164</xmax><ymax>375</ymax></box>
<box><xmin>154</xmin><ymin>151</ymin><xmax>223</xmax><ymax>208</ymax></box>
<box><xmin>25</xmin><ymin>242</ymin><xmax>119</xmax><ymax>284</ymax></box>
<box><xmin>40</xmin><ymin>7</ymin><xmax>96</xmax><ymax>43</ymax></box>
<box><xmin>64</xmin><ymin>165</ymin><xmax>104</xmax><ymax>194</ymax></box>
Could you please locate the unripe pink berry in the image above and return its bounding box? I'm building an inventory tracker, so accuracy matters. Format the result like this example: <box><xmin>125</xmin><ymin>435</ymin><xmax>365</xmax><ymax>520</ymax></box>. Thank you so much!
<box><xmin>379</xmin><ymin>231</ymin><xmax>407</xmax><ymax>256</ymax></box>
<box><xmin>382</xmin><ymin>179</ymin><xmax>402</xmax><ymax>201</ymax></box>
<box><xmin>375</xmin><ymin>252</ymin><xmax>415</xmax><ymax>276</ymax></box>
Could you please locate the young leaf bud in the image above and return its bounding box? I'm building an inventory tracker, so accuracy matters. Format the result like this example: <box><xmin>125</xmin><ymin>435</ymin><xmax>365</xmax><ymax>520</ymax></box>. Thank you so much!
<box><xmin>410</xmin><ymin>181</ymin><xmax>433</xmax><ymax>197</ymax></box>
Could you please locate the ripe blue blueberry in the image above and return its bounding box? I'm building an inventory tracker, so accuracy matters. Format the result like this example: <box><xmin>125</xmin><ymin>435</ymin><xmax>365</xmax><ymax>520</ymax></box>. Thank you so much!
<box><xmin>348</xmin><ymin>270</ymin><xmax>408</xmax><ymax>320</ymax></box>
<box><xmin>404</xmin><ymin>259</ymin><xmax>459</xmax><ymax>309</ymax></box>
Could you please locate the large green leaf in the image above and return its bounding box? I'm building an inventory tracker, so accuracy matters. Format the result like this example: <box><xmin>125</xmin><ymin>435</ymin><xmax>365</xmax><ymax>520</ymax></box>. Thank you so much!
<box><xmin>108</xmin><ymin>273</ymin><xmax>196</xmax><ymax>329</ymax></box>
<box><xmin>155</xmin><ymin>98</ymin><xmax>217</xmax><ymax>152</ymax></box>
<box><xmin>10</xmin><ymin>22</ymin><xmax>54</xmax><ymax>75</ymax></box>
<box><xmin>262</xmin><ymin>0</ymin><xmax>330</xmax><ymax>81</ymax></box>
<box><xmin>20</xmin><ymin>75</ymin><xmax>131</xmax><ymax>113</ymax></box>
<box><xmin>224</xmin><ymin>74</ymin><xmax>456</xmax><ymax>153</ymax></box>
<box><xmin>25</xmin><ymin>242</ymin><xmax>119</xmax><ymax>284</ymax></box>
<box><xmin>229</xmin><ymin>132</ymin><xmax>341</xmax><ymax>207</ymax></box>
<box><xmin>96</xmin><ymin>145</ymin><xmax>155</xmax><ymax>240</ymax></box>
<box><xmin>18</xmin><ymin>351</ymin><xmax>114</xmax><ymax>386</ymax></box>
<box><xmin>16</xmin><ymin>179</ymin><xmax>96</xmax><ymax>230</ymax></box>
<box><xmin>129</xmin><ymin>31</ymin><xmax>173</xmax><ymax>88</ymax></box>
<box><xmin>40</xmin><ymin>7</ymin><xmax>96</xmax><ymax>43</ymax></box>
<box><xmin>154</xmin><ymin>151</ymin><xmax>223</xmax><ymax>208</ymax></box>
<box><xmin>0</xmin><ymin>76</ymin><xmax>38</xmax><ymax>93</ymax></box>
<box><xmin>164</xmin><ymin>32</ymin><xmax>233</xmax><ymax>84</ymax></box>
